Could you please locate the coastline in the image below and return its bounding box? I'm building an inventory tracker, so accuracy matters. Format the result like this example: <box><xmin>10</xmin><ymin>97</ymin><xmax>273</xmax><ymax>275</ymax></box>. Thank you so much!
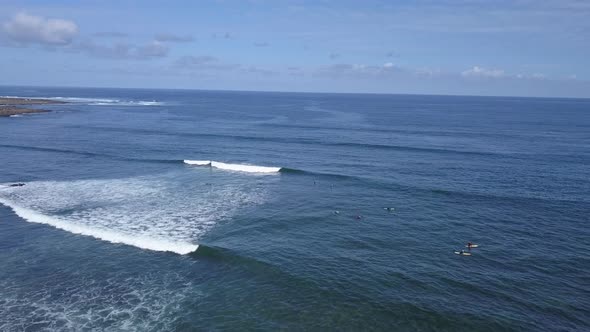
<box><xmin>0</xmin><ymin>97</ymin><xmax>65</xmax><ymax>117</ymax></box>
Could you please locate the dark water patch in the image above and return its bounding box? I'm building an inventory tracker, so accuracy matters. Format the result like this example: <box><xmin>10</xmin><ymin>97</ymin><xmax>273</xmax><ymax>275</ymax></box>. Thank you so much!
<box><xmin>193</xmin><ymin>245</ymin><xmax>276</xmax><ymax>271</ymax></box>
<box><xmin>0</xmin><ymin>143</ymin><xmax>103</xmax><ymax>158</ymax></box>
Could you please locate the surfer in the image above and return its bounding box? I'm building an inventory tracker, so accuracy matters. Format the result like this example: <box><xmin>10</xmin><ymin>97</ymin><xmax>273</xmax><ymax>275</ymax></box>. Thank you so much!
<box><xmin>9</xmin><ymin>183</ymin><xmax>25</xmax><ymax>187</ymax></box>
<box><xmin>384</xmin><ymin>207</ymin><xmax>395</xmax><ymax>212</ymax></box>
<box><xmin>333</xmin><ymin>210</ymin><xmax>340</xmax><ymax>215</ymax></box>
<box><xmin>355</xmin><ymin>215</ymin><xmax>362</xmax><ymax>220</ymax></box>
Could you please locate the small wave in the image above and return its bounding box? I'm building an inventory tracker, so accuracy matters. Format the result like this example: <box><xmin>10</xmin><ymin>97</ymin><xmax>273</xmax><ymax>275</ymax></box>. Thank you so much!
<box><xmin>184</xmin><ymin>160</ymin><xmax>281</xmax><ymax>173</ymax></box>
<box><xmin>0</xmin><ymin>143</ymin><xmax>185</xmax><ymax>165</ymax></box>
<box><xmin>0</xmin><ymin>198</ymin><xmax>198</xmax><ymax>255</ymax></box>
<box><xmin>0</xmin><ymin>143</ymin><xmax>105</xmax><ymax>157</ymax></box>
<box><xmin>183</xmin><ymin>161</ymin><xmax>353</xmax><ymax>179</ymax></box>
<box><xmin>279</xmin><ymin>167</ymin><xmax>354</xmax><ymax>180</ymax></box>
<box><xmin>52</xmin><ymin>96</ymin><xmax>119</xmax><ymax>103</ymax></box>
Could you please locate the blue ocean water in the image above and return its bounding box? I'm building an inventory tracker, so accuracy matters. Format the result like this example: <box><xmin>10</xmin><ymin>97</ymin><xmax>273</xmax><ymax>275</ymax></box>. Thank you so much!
<box><xmin>0</xmin><ymin>86</ymin><xmax>589</xmax><ymax>331</ymax></box>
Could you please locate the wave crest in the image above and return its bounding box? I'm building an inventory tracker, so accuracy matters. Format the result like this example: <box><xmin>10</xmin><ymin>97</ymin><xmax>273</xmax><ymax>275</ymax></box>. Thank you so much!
<box><xmin>0</xmin><ymin>198</ymin><xmax>198</xmax><ymax>254</ymax></box>
<box><xmin>184</xmin><ymin>160</ymin><xmax>281</xmax><ymax>173</ymax></box>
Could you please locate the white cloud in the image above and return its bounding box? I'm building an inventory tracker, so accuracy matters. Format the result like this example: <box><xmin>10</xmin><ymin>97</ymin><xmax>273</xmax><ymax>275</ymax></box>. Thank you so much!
<box><xmin>461</xmin><ymin>66</ymin><xmax>505</xmax><ymax>78</ymax></box>
<box><xmin>2</xmin><ymin>12</ymin><xmax>78</xmax><ymax>45</ymax></box>
<box><xmin>316</xmin><ymin>63</ymin><xmax>403</xmax><ymax>79</ymax></box>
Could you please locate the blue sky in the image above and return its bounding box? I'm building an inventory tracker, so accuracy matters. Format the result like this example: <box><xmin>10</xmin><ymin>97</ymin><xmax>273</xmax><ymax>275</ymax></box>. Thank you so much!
<box><xmin>1</xmin><ymin>0</ymin><xmax>589</xmax><ymax>97</ymax></box>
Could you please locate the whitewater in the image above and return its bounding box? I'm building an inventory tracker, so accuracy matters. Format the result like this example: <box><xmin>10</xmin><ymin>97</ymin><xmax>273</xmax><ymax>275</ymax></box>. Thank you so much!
<box><xmin>0</xmin><ymin>172</ymin><xmax>271</xmax><ymax>255</ymax></box>
<box><xmin>184</xmin><ymin>160</ymin><xmax>282</xmax><ymax>173</ymax></box>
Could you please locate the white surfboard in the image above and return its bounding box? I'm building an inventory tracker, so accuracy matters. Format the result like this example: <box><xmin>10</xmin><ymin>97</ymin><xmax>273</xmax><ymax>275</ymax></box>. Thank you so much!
<box><xmin>455</xmin><ymin>251</ymin><xmax>472</xmax><ymax>256</ymax></box>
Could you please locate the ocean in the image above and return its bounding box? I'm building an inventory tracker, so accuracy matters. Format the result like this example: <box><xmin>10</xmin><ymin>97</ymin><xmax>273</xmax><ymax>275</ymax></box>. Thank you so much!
<box><xmin>0</xmin><ymin>86</ymin><xmax>588</xmax><ymax>331</ymax></box>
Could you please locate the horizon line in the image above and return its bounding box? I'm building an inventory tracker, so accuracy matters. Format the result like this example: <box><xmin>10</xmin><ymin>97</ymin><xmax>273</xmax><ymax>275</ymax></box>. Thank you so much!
<box><xmin>1</xmin><ymin>84</ymin><xmax>589</xmax><ymax>101</ymax></box>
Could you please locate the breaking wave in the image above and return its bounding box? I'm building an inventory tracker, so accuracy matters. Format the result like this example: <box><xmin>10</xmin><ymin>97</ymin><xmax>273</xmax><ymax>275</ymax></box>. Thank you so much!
<box><xmin>0</xmin><ymin>174</ymin><xmax>269</xmax><ymax>255</ymax></box>
<box><xmin>0</xmin><ymin>199</ymin><xmax>198</xmax><ymax>254</ymax></box>
<box><xmin>184</xmin><ymin>160</ymin><xmax>281</xmax><ymax>173</ymax></box>
<box><xmin>1</xmin><ymin>96</ymin><xmax>163</xmax><ymax>106</ymax></box>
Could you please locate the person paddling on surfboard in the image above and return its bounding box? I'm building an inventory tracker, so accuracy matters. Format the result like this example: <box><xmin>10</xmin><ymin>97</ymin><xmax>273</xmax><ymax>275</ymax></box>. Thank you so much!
<box><xmin>467</xmin><ymin>242</ymin><xmax>473</xmax><ymax>249</ymax></box>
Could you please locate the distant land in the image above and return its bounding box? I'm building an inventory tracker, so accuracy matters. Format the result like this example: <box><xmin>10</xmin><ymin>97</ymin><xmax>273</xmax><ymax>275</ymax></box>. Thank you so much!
<box><xmin>0</xmin><ymin>97</ymin><xmax>63</xmax><ymax>117</ymax></box>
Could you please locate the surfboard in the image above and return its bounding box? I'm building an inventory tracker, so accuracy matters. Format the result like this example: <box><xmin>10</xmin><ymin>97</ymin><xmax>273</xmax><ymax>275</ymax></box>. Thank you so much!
<box><xmin>465</xmin><ymin>244</ymin><xmax>479</xmax><ymax>248</ymax></box>
<box><xmin>454</xmin><ymin>251</ymin><xmax>472</xmax><ymax>256</ymax></box>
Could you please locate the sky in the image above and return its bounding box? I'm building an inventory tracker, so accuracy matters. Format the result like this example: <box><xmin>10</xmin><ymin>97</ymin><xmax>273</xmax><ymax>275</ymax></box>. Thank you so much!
<box><xmin>1</xmin><ymin>0</ymin><xmax>589</xmax><ymax>97</ymax></box>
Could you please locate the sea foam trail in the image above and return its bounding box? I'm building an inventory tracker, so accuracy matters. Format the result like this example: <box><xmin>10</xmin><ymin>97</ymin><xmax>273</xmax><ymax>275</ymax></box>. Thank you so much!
<box><xmin>184</xmin><ymin>160</ymin><xmax>281</xmax><ymax>173</ymax></box>
<box><xmin>0</xmin><ymin>198</ymin><xmax>198</xmax><ymax>255</ymax></box>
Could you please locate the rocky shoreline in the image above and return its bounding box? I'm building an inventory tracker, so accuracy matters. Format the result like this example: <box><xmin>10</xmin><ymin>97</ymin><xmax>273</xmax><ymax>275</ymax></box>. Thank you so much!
<box><xmin>0</xmin><ymin>97</ymin><xmax>65</xmax><ymax>117</ymax></box>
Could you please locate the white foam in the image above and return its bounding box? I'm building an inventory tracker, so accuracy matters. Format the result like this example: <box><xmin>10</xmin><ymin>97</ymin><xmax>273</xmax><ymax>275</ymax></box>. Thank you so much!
<box><xmin>0</xmin><ymin>174</ymin><xmax>269</xmax><ymax>255</ymax></box>
<box><xmin>134</xmin><ymin>101</ymin><xmax>162</xmax><ymax>106</ymax></box>
<box><xmin>0</xmin><ymin>268</ymin><xmax>198</xmax><ymax>331</ymax></box>
<box><xmin>46</xmin><ymin>96</ymin><xmax>119</xmax><ymax>103</ymax></box>
<box><xmin>183</xmin><ymin>159</ymin><xmax>211</xmax><ymax>166</ymax></box>
<box><xmin>2</xmin><ymin>96</ymin><xmax>163</xmax><ymax>106</ymax></box>
<box><xmin>212</xmin><ymin>161</ymin><xmax>281</xmax><ymax>173</ymax></box>
<box><xmin>90</xmin><ymin>100</ymin><xmax>163</xmax><ymax>106</ymax></box>
<box><xmin>184</xmin><ymin>160</ymin><xmax>281</xmax><ymax>173</ymax></box>
<box><xmin>0</xmin><ymin>198</ymin><xmax>197</xmax><ymax>254</ymax></box>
